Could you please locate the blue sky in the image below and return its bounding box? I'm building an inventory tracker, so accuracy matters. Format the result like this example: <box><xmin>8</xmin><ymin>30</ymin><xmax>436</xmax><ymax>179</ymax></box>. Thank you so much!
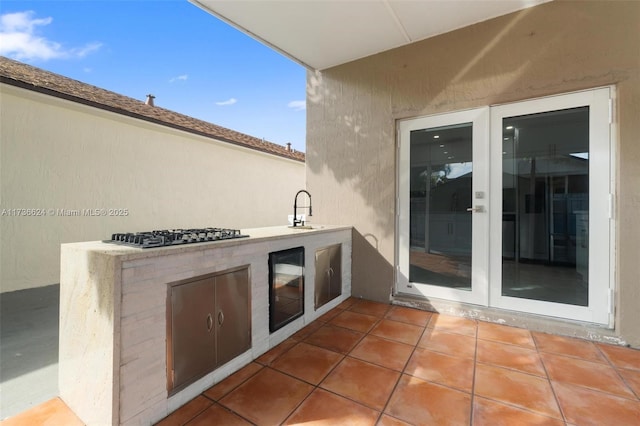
<box><xmin>0</xmin><ymin>0</ymin><xmax>308</xmax><ymax>152</ymax></box>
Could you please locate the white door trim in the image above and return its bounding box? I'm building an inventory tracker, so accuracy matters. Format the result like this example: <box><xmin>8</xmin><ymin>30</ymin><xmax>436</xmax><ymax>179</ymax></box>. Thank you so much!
<box><xmin>396</xmin><ymin>87</ymin><xmax>614</xmax><ymax>327</ymax></box>
<box><xmin>397</xmin><ymin>107</ymin><xmax>489</xmax><ymax>306</ymax></box>
<box><xmin>488</xmin><ymin>87</ymin><xmax>612</xmax><ymax>325</ymax></box>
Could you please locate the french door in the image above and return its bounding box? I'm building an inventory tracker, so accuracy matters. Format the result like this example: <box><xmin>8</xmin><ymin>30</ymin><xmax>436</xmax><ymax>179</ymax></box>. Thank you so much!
<box><xmin>397</xmin><ymin>107</ymin><xmax>490</xmax><ymax>305</ymax></box>
<box><xmin>397</xmin><ymin>88</ymin><xmax>613</xmax><ymax>325</ymax></box>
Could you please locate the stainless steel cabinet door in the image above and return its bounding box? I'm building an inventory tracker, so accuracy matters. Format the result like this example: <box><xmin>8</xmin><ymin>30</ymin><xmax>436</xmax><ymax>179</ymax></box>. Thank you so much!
<box><xmin>169</xmin><ymin>277</ymin><xmax>216</xmax><ymax>391</ymax></box>
<box><xmin>315</xmin><ymin>244</ymin><xmax>342</xmax><ymax>309</ymax></box>
<box><xmin>215</xmin><ymin>268</ymin><xmax>251</xmax><ymax>366</ymax></box>
<box><xmin>329</xmin><ymin>244</ymin><xmax>342</xmax><ymax>301</ymax></box>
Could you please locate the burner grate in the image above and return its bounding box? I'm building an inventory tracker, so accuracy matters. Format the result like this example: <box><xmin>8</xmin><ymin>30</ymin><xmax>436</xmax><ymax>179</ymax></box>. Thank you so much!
<box><xmin>104</xmin><ymin>228</ymin><xmax>248</xmax><ymax>248</ymax></box>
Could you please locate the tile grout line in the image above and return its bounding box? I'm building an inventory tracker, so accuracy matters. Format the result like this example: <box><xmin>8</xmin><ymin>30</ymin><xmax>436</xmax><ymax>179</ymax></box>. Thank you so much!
<box><xmin>470</xmin><ymin>323</ymin><xmax>574</xmax><ymax>424</ymax></box>
<box><xmin>469</xmin><ymin>318</ymin><xmax>479</xmax><ymax>426</ymax></box>
<box><xmin>541</xmin><ymin>339</ymin><xmax>640</xmax><ymax>402</ymax></box>
<box><xmin>279</xmin><ymin>300</ymin><xmax>386</xmax><ymax>424</ymax></box>
<box><xmin>596</xmin><ymin>342</ymin><xmax>640</xmax><ymax>401</ymax></box>
<box><xmin>376</xmin><ymin>312</ymin><xmax>431</xmax><ymax>424</ymax></box>
<box><xmin>178</xmin><ymin>304</ymin><xmax>640</xmax><ymax>425</ymax></box>
<box><xmin>285</xmin><ymin>307</ymin><xmax>362</xmax><ymax>420</ymax></box>
<box><xmin>531</xmin><ymin>331</ymin><xmax>569</xmax><ymax>425</ymax></box>
<box><xmin>193</xmin><ymin>363</ymin><xmax>266</xmax><ymax>425</ymax></box>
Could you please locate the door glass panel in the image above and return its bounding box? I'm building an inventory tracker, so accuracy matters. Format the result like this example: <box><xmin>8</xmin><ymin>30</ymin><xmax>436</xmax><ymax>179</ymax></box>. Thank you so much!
<box><xmin>501</xmin><ymin>107</ymin><xmax>589</xmax><ymax>306</ymax></box>
<box><xmin>410</xmin><ymin>123</ymin><xmax>472</xmax><ymax>290</ymax></box>
<box><xmin>269</xmin><ymin>247</ymin><xmax>304</xmax><ymax>332</ymax></box>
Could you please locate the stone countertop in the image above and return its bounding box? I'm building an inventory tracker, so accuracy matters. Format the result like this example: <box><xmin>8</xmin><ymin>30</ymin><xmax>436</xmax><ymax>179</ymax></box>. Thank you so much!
<box><xmin>60</xmin><ymin>225</ymin><xmax>352</xmax><ymax>261</ymax></box>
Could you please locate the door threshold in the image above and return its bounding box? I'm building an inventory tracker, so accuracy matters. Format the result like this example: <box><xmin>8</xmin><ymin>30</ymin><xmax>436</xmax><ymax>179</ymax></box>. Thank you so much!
<box><xmin>391</xmin><ymin>293</ymin><xmax>627</xmax><ymax>347</ymax></box>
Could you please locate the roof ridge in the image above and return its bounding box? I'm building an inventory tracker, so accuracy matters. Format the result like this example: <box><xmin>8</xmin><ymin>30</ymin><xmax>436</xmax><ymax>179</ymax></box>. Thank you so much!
<box><xmin>0</xmin><ymin>56</ymin><xmax>305</xmax><ymax>162</ymax></box>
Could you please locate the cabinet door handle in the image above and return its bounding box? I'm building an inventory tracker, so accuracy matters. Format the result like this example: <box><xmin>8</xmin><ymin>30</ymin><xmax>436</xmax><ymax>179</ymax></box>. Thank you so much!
<box><xmin>206</xmin><ymin>314</ymin><xmax>213</xmax><ymax>332</ymax></box>
<box><xmin>328</xmin><ymin>267</ymin><xmax>334</xmax><ymax>278</ymax></box>
<box><xmin>218</xmin><ymin>311</ymin><xmax>225</xmax><ymax>326</ymax></box>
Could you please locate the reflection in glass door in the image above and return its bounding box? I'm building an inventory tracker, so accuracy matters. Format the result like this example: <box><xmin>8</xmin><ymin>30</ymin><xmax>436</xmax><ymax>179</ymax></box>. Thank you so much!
<box><xmin>490</xmin><ymin>88</ymin><xmax>612</xmax><ymax>325</ymax></box>
<box><xmin>398</xmin><ymin>108</ymin><xmax>489</xmax><ymax>305</ymax></box>
<box><xmin>501</xmin><ymin>107</ymin><xmax>589</xmax><ymax>306</ymax></box>
<box><xmin>398</xmin><ymin>88</ymin><xmax>612</xmax><ymax>326</ymax></box>
<box><xmin>410</xmin><ymin>123</ymin><xmax>473</xmax><ymax>290</ymax></box>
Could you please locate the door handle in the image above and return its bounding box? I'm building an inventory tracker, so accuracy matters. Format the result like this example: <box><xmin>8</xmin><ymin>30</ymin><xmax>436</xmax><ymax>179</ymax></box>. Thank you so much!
<box><xmin>206</xmin><ymin>314</ymin><xmax>213</xmax><ymax>332</ymax></box>
<box><xmin>218</xmin><ymin>311</ymin><xmax>225</xmax><ymax>326</ymax></box>
<box><xmin>466</xmin><ymin>206</ymin><xmax>485</xmax><ymax>213</ymax></box>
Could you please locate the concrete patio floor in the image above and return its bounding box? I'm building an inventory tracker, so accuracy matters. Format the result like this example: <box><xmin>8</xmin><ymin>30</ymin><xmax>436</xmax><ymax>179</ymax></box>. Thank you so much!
<box><xmin>0</xmin><ymin>285</ymin><xmax>59</xmax><ymax>420</ymax></box>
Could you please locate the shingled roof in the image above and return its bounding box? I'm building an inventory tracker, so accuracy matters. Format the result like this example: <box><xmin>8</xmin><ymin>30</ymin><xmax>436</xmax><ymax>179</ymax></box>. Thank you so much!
<box><xmin>0</xmin><ymin>56</ymin><xmax>305</xmax><ymax>162</ymax></box>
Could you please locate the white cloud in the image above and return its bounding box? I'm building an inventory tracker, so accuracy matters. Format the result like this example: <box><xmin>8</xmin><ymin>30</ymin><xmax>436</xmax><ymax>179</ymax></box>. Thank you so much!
<box><xmin>69</xmin><ymin>42</ymin><xmax>101</xmax><ymax>58</ymax></box>
<box><xmin>216</xmin><ymin>98</ymin><xmax>237</xmax><ymax>106</ymax></box>
<box><xmin>0</xmin><ymin>11</ymin><xmax>102</xmax><ymax>61</ymax></box>
<box><xmin>169</xmin><ymin>74</ymin><xmax>188</xmax><ymax>83</ymax></box>
<box><xmin>287</xmin><ymin>100</ymin><xmax>306</xmax><ymax>111</ymax></box>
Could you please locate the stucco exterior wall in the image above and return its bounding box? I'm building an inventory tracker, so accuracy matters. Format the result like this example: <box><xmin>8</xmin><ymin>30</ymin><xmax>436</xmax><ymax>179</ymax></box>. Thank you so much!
<box><xmin>1</xmin><ymin>85</ymin><xmax>305</xmax><ymax>293</ymax></box>
<box><xmin>306</xmin><ymin>1</ymin><xmax>640</xmax><ymax>344</ymax></box>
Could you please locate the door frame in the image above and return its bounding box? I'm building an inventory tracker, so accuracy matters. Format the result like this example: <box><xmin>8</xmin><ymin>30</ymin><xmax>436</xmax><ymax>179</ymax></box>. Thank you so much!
<box><xmin>488</xmin><ymin>87</ymin><xmax>613</xmax><ymax>326</ymax></box>
<box><xmin>396</xmin><ymin>107</ymin><xmax>490</xmax><ymax>306</ymax></box>
<box><xmin>395</xmin><ymin>87</ymin><xmax>615</xmax><ymax>327</ymax></box>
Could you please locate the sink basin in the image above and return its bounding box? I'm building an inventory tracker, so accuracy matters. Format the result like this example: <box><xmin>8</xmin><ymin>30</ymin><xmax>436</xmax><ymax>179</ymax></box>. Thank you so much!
<box><xmin>288</xmin><ymin>225</ymin><xmax>323</xmax><ymax>230</ymax></box>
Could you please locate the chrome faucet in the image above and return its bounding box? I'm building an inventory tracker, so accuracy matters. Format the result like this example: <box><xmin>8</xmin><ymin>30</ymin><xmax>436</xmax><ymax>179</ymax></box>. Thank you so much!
<box><xmin>293</xmin><ymin>190</ymin><xmax>312</xmax><ymax>227</ymax></box>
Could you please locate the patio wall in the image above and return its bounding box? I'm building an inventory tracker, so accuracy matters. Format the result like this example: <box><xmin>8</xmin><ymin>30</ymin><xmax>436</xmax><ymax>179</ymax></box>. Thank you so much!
<box><xmin>306</xmin><ymin>1</ymin><xmax>640</xmax><ymax>345</ymax></box>
<box><xmin>0</xmin><ymin>85</ymin><xmax>305</xmax><ymax>293</ymax></box>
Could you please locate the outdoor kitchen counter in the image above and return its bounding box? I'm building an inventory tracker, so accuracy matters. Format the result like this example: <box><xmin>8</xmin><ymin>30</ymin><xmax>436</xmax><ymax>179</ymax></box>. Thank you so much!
<box><xmin>58</xmin><ymin>225</ymin><xmax>352</xmax><ymax>426</ymax></box>
<box><xmin>61</xmin><ymin>224</ymin><xmax>351</xmax><ymax>260</ymax></box>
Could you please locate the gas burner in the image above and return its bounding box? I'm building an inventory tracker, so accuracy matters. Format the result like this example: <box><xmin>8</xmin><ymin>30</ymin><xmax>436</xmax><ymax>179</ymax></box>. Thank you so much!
<box><xmin>104</xmin><ymin>228</ymin><xmax>249</xmax><ymax>248</ymax></box>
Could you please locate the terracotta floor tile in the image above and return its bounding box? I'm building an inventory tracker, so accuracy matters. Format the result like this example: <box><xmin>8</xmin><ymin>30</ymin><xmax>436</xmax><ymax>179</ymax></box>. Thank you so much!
<box><xmin>203</xmin><ymin>362</ymin><xmax>263</xmax><ymax>401</ymax></box>
<box><xmin>472</xmin><ymin>396</ymin><xmax>565</xmax><ymax>426</ymax></box>
<box><xmin>417</xmin><ymin>328</ymin><xmax>476</xmax><ymax>359</ymax></box>
<box><xmin>404</xmin><ymin>347</ymin><xmax>474</xmax><ymax>392</ymax></box>
<box><xmin>349</xmin><ymin>334</ymin><xmax>414</xmax><ymax>371</ymax></box>
<box><xmin>553</xmin><ymin>381</ymin><xmax>640</xmax><ymax>426</ymax></box>
<box><xmin>219</xmin><ymin>368</ymin><xmax>313</xmax><ymax>426</ymax></box>
<box><xmin>291</xmin><ymin>321</ymin><xmax>324</xmax><ymax>341</ymax></box>
<box><xmin>427</xmin><ymin>314</ymin><xmax>477</xmax><ymax>337</ymax></box>
<box><xmin>477</xmin><ymin>321</ymin><xmax>535</xmax><ymax>348</ymax></box>
<box><xmin>304</xmin><ymin>324</ymin><xmax>364</xmax><ymax>354</ymax></box>
<box><xmin>541</xmin><ymin>352</ymin><xmax>635</xmax><ymax>398</ymax></box>
<box><xmin>255</xmin><ymin>338</ymin><xmax>297</xmax><ymax>365</ymax></box>
<box><xmin>598</xmin><ymin>343</ymin><xmax>640</xmax><ymax>370</ymax></box>
<box><xmin>618</xmin><ymin>367</ymin><xmax>640</xmax><ymax>398</ymax></box>
<box><xmin>533</xmin><ymin>331</ymin><xmax>607</xmax><ymax>363</ymax></box>
<box><xmin>477</xmin><ymin>339</ymin><xmax>546</xmax><ymax>376</ymax></box>
<box><xmin>317</xmin><ymin>307</ymin><xmax>344</xmax><ymax>323</ymax></box>
<box><xmin>329</xmin><ymin>309</ymin><xmax>380</xmax><ymax>333</ymax></box>
<box><xmin>156</xmin><ymin>395</ymin><xmax>213</xmax><ymax>425</ymax></box>
<box><xmin>385</xmin><ymin>306</ymin><xmax>432</xmax><ymax>327</ymax></box>
<box><xmin>474</xmin><ymin>363</ymin><xmax>562</xmax><ymax>419</ymax></box>
<box><xmin>283</xmin><ymin>388</ymin><xmax>379</xmax><ymax>426</ymax></box>
<box><xmin>349</xmin><ymin>300</ymin><xmax>391</xmax><ymax>317</ymax></box>
<box><xmin>270</xmin><ymin>342</ymin><xmax>343</xmax><ymax>385</ymax></box>
<box><xmin>186</xmin><ymin>403</ymin><xmax>251</xmax><ymax>425</ymax></box>
<box><xmin>369</xmin><ymin>319</ymin><xmax>424</xmax><ymax>346</ymax></box>
<box><xmin>320</xmin><ymin>357</ymin><xmax>400</xmax><ymax>411</ymax></box>
<box><xmin>385</xmin><ymin>374</ymin><xmax>472</xmax><ymax>425</ymax></box>
<box><xmin>376</xmin><ymin>414</ymin><xmax>413</xmax><ymax>426</ymax></box>
<box><xmin>1</xmin><ymin>398</ymin><xmax>83</xmax><ymax>426</ymax></box>
<box><xmin>337</xmin><ymin>297</ymin><xmax>359</xmax><ymax>310</ymax></box>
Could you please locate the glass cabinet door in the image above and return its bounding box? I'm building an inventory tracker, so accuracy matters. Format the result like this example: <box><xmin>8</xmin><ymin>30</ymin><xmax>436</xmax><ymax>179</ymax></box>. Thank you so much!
<box><xmin>269</xmin><ymin>247</ymin><xmax>304</xmax><ymax>332</ymax></box>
